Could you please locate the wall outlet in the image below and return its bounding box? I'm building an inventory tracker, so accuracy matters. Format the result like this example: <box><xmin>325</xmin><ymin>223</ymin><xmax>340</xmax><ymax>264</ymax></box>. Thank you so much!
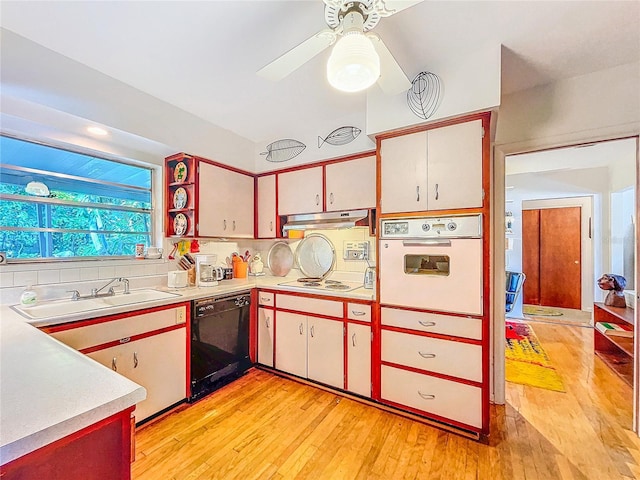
<box><xmin>0</xmin><ymin>252</ymin><xmax>6</xmax><ymax>265</ymax></box>
<box><xmin>176</xmin><ymin>306</ymin><xmax>186</xmax><ymax>324</ymax></box>
<box><xmin>343</xmin><ymin>241</ymin><xmax>369</xmax><ymax>261</ymax></box>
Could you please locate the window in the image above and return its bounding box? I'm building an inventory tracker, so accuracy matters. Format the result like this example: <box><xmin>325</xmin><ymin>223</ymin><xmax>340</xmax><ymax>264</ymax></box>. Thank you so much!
<box><xmin>0</xmin><ymin>135</ymin><xmax>153</xmax><ymax>260</ymax></box>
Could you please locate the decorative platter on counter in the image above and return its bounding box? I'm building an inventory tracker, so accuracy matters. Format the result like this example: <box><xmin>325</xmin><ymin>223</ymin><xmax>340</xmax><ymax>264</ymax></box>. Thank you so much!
<box><xmin>296</xmin><ymin>233</ymin><xmax>336</xmax><ymax>279</ymax></box>
<box><xmin>173</xmin><ymin>161</ymin><xmax>188</xmax><ymax>183</ymax></box>
<box><xmin>173</xmin><ymin>213</ymin><xmax>188</xmax><ymax>236</ymax></box>
<box><xmin>173</xmin><ymin>187</ymin><xmax>188</xmax><ymax>209</ymax></box>
<box><xmin>267</xmin><ymin>241</ymin><xmax>294</xmax><ymax>277</ymax></box>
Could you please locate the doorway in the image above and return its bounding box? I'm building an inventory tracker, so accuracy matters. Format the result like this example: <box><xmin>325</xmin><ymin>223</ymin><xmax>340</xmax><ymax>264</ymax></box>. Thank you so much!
<box><xmin>522</xmin><ymin>206</ymin><xmax>582</xmax><ymax>310</ymax></box>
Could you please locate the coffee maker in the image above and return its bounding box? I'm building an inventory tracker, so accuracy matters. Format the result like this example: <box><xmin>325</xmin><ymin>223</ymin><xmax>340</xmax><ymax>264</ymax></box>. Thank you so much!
<box><xmin>195</xmin><ymin>254</ymin><xmax>219</xmax><ymax>287</ymax></box>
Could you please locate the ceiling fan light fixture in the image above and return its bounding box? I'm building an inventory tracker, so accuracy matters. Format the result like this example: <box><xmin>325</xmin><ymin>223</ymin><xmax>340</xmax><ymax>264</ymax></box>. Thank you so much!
<box><xmin>327</xmin><ymin>31</ymin><xmax>380</xmax><ymax>93</ymax></box>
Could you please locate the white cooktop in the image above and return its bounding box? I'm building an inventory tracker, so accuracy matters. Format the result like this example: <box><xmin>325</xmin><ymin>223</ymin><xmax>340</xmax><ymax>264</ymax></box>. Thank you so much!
<box><xmin>278</xmin><ymin>279</ymin><xmax>363</xmax><ymax>293</ymax></box>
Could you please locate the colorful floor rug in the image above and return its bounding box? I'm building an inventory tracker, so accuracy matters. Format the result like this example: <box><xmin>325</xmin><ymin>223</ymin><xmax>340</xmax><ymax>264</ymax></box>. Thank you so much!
<box><xmin>523</xmin><ymin>305</ymin><xmax>563</xmax><ymax>317</ymax></box>
<box><xmin>506</xmin><ymin>321</ymin><xmax>565</xmax><ymax>392</ymax></box>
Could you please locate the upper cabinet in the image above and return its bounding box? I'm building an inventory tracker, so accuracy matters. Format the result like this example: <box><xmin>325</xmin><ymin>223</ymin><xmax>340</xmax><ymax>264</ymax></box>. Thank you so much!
<box><xmin>198</xmin><ymin>162</ymin><xmax>254</xmax><ymax>238</ymax></box>
<box><xmin>278</xmin><ymin>166</ymin><xmax>323</xmax><ymax>215</ymax></box>
<box><xmin>325</xmin><ymin>155</ymin><xmax>376</xmax><ymax>212</ymax></box>
<box><xmin>380</xmin><ymin>119</ymin><xmax>484</xmax><ymax>214</ymax></box>
<box><xmin>165</xmin><ymin>154</ymin><xmax>253</xmax><ymax>238</ymax></box>
<box><xmin>257</xmin><ymin>175</ymin><xmax>276</xmax><ymax>239</ymax></box>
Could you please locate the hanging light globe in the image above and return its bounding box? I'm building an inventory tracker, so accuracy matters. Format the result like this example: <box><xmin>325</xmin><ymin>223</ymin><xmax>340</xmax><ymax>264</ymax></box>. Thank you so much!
<box><xmin>327</xmin><ymin>31</ymin><xmax>380</xmax><ymax>93</ymax></box>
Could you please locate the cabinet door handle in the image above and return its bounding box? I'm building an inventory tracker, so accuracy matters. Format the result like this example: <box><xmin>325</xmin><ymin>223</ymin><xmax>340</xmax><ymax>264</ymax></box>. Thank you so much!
<box><xmin>418</xmin><ymin>352</ymin><xmax>436</xmax><ymax>359</ymax></box>
<box><xmin>299</xmin><ymin>323</ymin><xmax>304</xmax><ymax>335</ymax></box>
<box><xmin>233</xmin><ymin>220</ymin><xmax>236</xmax><ymax>231</ymax></box>
<box><xmin>260</xmin><ymin>296</ymin><xmax>271</xmax><ymax>303</ymax></box>
<box><xmin>329</xmin><ymin>192</ymin><xmax>334</xmax><ymax>204</ymax></box>
<box><xmin>111</xmin><ymin>357</ymin><xmax>117</xmax><ymax>372</ymax></box>
<box><xmin>223</xmin><ymin>219</ymin><xmax>227</xmax><ymax>230</ymax></box>
<box><xmin>310</xmin><ymin>325</ymin><xmax>315</xmax><ymax>338</ymax></box>
<box><xmin>351</xmin><ymin>310</ymin><xmax>366</xmax><ymax>316</ymax></box>
<box><xmin>418</xmin><ymin>321</ymin><xmax>436</xmax><ymax>327</ymax></box>
<box><xmin>265</xmin><ymin>317</ymin><xmax>270</xmax><ymax>328</ymax></box>
<box><xmin>315</xmin><ymin>194</ymin><xmax>320</xmax><ymax>205</ymax></box>
<box><xmin>435</xmin><ymin>183</ymin><xmax>439</xmax><ymax>200</ymax></box>
<box><xmin>418</xmin><ymin>391</ymin><xmax>435</xmax><ymax>400</ymax></box>
<box><xmin>416</xmin><ymin>185</ymin><xmax>420</xmax><ymax>202</ymax></box>
<box><xmin>270</xmin><ymin>221</ymin><xmax>273</xmax><ymax>232</ymax></box>
<box><xmin>352</xmin><ymin>333</ymin><xmax>357</xmax><ymax>347</ymax></box>
<box><xmin>133</xmin><ymin>352</ymin><xmax>138</xmax><ymax>369</ymax></box>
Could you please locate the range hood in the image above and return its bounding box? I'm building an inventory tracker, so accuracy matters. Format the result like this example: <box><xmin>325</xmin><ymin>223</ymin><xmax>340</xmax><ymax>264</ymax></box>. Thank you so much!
<box><xmin>282</xmin><ymin>209</ymin><xmax>370</xmax><ymax>232</ymax></box>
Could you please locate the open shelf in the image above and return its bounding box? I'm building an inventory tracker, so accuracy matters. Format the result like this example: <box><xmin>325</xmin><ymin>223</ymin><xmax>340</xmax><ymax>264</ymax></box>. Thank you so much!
<box><xmin>593</xmin><ymin>302</ymin><xmax>635</xmax><ymax>387</ymax></box>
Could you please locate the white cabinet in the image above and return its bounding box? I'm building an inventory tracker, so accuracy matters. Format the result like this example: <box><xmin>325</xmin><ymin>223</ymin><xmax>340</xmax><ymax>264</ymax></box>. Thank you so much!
<box><xmin>277</xmin><ymin>166</ymin><xmax>323</xmax><ymax>215</ymax></box>
<box><xmin>275</xmin><ymin>311</ymin><xmax>308</xmax><ymax>378</ymax></box>
<box><xmin>380</xmin><ymin>119</ymin><xmax>483</xmax><ymax>213</ymax></box>
<box><xmin>257</xmin><ymin>307</ymin><xmax>274</xmax><ymax>367</ymax></box>
<box><xmin>257</xmin><ymin>174</ymin><xmax>276</xmax><ymax>238</ymax></box>
<box><xmin>88</xmin><ymin>328</ymin><xmax>185</xmax><ymax>422</ymax></box>
<box><xmin>274</xmin><ymin>311</ymin><xmax>344</xmax><ymax>388</ymax></box>
<box><xmin>51</xmin><ymin>305</ymin><xmax>187</xmax><ymax>423</ymax></box>
<box><xmin>308</xmin><ymin>316</ymin><xmax>344</xmax><ymax>389</ymax></box>
<box><xmin>347</xmin><ymin>323</ymin><xmax>371</xmax><ymax>397</ymax></box>
<box><xmin>325</xmin><ymin>156</ymin><xmax>376</xmax><ymax>211</ymax></box>
<box><xmin>198</xmin><ymin>162</ymin><xmax>254</xmax><ymax>237</ymax></box>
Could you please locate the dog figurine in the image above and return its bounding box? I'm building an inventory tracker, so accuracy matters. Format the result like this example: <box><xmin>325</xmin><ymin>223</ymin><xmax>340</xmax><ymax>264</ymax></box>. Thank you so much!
<box><xmin>597</xmin><ymin>274</ymin><xmax>627</xmax><ymax>308</ymax></box>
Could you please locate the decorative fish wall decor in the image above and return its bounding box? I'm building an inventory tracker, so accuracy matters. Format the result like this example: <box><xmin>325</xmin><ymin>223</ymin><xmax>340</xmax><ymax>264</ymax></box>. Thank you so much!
<box><xmin>260</xmin><ymin>139</ymin><xmax>306</xmax><ymax>162</ymax></box>
<box><xmin>407</xmin><ymin>72</ymin><xmax>442</xmax><ymax>120</ymax></box>
<box><xmin>318</xmin><ymin>126</ymin><xmax>361</xmax><ymax>148</ymax></box>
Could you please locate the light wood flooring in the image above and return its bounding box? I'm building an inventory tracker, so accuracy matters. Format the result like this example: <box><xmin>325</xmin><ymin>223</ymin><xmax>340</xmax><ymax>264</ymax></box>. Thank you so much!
<box><xmin>133</xmin><ymin>322</ymin><xmax>640</xmax><ymax>479</ymax></box>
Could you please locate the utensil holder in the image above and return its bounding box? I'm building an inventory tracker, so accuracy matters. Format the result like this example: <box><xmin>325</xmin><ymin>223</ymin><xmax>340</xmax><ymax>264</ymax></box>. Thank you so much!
<box><xmin>233</xmin><ymin>261</ymin><xmax>248</xmax><ymax>279</ymax></box>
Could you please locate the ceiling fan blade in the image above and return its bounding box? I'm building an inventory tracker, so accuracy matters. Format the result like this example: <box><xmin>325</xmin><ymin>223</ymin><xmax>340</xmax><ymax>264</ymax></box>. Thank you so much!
<box><xmin>376</xmin><ymin>0</ymin><xmax>425</xmax><ymax>17</ymax></box>
<box><xmin>257</xmin><ymin>29</ymin><xmax>336</xmax><ymax>81</ymax></box>
<box><xmin>369</xmin><ymin>35</ymin><xmax>411</xmax><ymax>95</ymax></box>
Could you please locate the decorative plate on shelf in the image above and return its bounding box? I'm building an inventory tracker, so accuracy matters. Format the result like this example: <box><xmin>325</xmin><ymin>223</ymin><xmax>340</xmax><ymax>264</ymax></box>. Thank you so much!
<box><xmin>173</xmin><ymin>187</ymin><xmax>188</xmax><ymax>209</ymax></box>
<box><xmin>173</xmin><ymin>213</ymin><xmax>188</xmax><ymax>236</ymax></box>
<box><xmin>173</xmin><ymin>161</ymin><xmax>188</xmax><ymax>183</ymax></box>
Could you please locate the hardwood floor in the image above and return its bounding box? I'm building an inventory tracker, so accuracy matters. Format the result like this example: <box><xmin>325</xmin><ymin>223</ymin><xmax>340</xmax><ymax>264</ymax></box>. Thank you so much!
<box><xmin>133</xmin><ymin>322</ymin><xmax>640</xmax><ymax>479</ymax></box>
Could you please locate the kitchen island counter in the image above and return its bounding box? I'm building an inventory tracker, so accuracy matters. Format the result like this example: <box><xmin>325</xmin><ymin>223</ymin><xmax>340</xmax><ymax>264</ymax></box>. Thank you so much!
<box><xmin>0</xmin><ymin>314</ymin><xmax>146</xmax><ymax>467</ymax></box>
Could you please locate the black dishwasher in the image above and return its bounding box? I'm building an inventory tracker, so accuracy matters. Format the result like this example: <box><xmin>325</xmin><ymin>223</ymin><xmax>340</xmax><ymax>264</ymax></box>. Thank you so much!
<box><xmin>189</xmin><ymin>292</ymin><xmax>252</xmax><ymax>402</ymax></box>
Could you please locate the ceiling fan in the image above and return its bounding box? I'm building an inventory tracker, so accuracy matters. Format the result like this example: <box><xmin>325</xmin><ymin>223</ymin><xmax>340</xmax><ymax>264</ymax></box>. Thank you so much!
<box><xmin>257</xmin><ymin>0</ymin><xmax>424</xmax><ymax>94</ymax></box>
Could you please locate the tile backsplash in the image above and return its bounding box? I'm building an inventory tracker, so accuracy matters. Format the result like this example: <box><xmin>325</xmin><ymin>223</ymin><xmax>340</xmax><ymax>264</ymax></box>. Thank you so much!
<box><xmin>0</xmin><ymin>227</ymin><xmax>376</xmax><ymax>305</ymax></box>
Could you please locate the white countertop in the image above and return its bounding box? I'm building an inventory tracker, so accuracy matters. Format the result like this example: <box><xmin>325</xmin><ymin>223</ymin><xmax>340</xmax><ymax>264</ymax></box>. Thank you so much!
<box><xmin>0</xmin><ymin>272</ymin><xmax>374</xmax><ymax>465</ymax></box>
<box><xmin>0</xmin><ymin>314</ymin><xmax>146</xmax><ymax>465</ymax></box>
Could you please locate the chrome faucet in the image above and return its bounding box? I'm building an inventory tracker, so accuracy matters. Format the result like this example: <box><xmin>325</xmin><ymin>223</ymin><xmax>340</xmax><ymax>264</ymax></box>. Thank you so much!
<box><xmin>91</xmin><ymin>277</ymin><xmax>130</xmax><ymax>297</ymax></box>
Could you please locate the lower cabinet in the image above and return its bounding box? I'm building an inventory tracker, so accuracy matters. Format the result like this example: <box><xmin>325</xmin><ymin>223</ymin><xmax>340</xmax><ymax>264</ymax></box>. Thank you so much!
<box><xmin>48</xmin><ymin>305</ymin><xmax>187</xmax><ymax>423</ymax></box>
<box><xmin>88</xmin><ymin>328</ymin><xmax>186</xmax><ymax>422</ymax></box>
<box><xmin>275</xmin><ymin>311</ymin><xmax>344</xmax><ymax>389</ymax></box>
<box><xmin>347</xmin><ymin>323</ymin><xmax>371</xmax><ymax>397</ymax></box>
<box><xmin>257</xmin><ymin>307</ymin><xmax>274</xmax><ymax>367</ymax></box>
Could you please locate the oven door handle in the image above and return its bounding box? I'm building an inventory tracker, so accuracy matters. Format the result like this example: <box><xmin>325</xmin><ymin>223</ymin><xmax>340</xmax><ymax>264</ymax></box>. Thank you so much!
<box><xmin>402</xmin><ymin>239</ymin><xmax>452</xmax><ymax>247</ymax></box>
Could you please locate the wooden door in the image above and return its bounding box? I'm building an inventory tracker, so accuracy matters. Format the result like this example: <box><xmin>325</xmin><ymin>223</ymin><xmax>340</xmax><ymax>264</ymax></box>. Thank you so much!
<box><xmin>522</xmin><ymin>206</ymin><xmax>582</xmax><ymax>309</ymax></box>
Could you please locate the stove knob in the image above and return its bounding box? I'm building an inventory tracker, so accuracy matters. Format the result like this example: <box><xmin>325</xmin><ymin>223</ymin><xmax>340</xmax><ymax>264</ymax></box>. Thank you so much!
<box><xmin>447</xmin><ymin>222</ymin><xmax>457</xmax><ymax>231</ymax></box>
<box><xmin>422</xmin><ymin>223</ymin><xmax>431</xmax><ymax>232</ymax></box>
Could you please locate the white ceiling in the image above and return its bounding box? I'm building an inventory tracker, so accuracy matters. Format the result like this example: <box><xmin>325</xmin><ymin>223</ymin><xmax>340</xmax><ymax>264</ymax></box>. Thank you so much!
<box><xmin>1</xmin><ymin>1</ymin><xmax>639</xmax><ymax>168</ymax></box>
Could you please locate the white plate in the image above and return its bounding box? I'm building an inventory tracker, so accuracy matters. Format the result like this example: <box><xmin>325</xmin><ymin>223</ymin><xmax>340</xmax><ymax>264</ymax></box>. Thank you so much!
<box><xmin>173</xmin><ymin>213</ymin><xmax>188</xmax><ymax>236</ymax></box>
<box><xmin>173</xmin><ymin>187</ymin><xmax>187</xmax><ymax>209</ymax></box>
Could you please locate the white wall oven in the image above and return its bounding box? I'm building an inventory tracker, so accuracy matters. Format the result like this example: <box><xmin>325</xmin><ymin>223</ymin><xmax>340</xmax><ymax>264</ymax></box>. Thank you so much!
<box><xmin>379</xmin><ymin>214</ymin><xmax>483</xmax><ymax>315</ymax></box>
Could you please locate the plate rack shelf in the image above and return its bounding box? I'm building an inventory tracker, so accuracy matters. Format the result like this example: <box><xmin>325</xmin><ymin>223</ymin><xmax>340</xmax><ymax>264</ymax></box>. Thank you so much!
<box><xmin>165</xmin><ymin>154</ymin><xmax>196</xmax><ymax>237</ymax></box>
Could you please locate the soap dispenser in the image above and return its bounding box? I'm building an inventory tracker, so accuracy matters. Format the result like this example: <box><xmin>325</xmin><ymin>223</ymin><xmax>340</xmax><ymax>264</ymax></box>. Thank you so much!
<box><xmin>20</xmin><ymin>285</ymin><xmax>38</xmax><ymax>306</ymax></box>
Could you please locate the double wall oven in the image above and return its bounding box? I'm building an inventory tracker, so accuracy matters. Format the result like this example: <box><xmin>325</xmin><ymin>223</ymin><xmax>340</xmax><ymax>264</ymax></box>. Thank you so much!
<box><xmin>379</xmin><ymin>214</ymin><xmax>483</xmax><ymax>315</ymax></box>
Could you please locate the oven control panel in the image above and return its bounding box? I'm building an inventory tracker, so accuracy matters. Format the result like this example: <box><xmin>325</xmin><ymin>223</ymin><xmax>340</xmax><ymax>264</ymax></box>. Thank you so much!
<box><xmin>381</xmin><ymin>214</ymin><xmax>482</xmax><ymax>239</ymax></box>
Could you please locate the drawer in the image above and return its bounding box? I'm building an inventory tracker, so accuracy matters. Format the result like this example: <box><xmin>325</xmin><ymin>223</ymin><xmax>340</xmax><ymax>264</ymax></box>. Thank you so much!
<box><xmin>381</xmin><ymin>365</ymin><xmax>482</xmax><ymax>429</ymax></box>
<box><xmin>276</xmin><ymin>294</ymin><xmax>343</xmax><ymax>318</ymax></box>
<box><xmin>347</xmin><ymin>303</ymin><xmax>371</xmax><ymax>322</ymax></box>
<box><xmin>381</xmin><ymin>307</ymin><xmax>481</xmax><ymax>340</ymax></box>
<box><xmin>50</xmin><ymin>305</ymin><xmax>187</xmax><ymax>351</ymax></box>
<box><xmin>258</xmin><ymin>291</ymin><xmax>274</xmax><ymax>307</ymax></box>
<box><xmin>381</xmin><ymin>330</ymin><xmax>482</xmax><ymax>382</ymax></box>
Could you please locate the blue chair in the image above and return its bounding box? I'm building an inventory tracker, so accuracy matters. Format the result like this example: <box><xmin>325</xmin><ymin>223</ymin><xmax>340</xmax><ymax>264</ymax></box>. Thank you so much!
<box><xmin>506</xmin><ymin>271</ymin><xmax>526</xmax><ymax>313</ymax></box>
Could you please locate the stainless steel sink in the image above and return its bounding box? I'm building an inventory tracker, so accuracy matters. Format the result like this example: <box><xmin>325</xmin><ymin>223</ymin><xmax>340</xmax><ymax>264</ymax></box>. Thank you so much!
<box><xmin>12</xmin><ymin>289</ymin><xmax>182</xmax><ymax>320</ymax></box>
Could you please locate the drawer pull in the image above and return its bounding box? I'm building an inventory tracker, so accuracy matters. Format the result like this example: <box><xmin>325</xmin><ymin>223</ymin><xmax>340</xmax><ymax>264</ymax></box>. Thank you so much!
<box><xmin>310</xmin><ymin>325</ymin><xmax>315</xmax><ymax>338</ymax></box>
<box><xmin>299</xmin><ymin>323</ymin><xmax>304</xmax><ymax>335</ymax></box>
<box><xmin>223</xmin><ymin>219</ymin><xmax>227</xmax><ymax>230</ymax></box>
<box><xmin>133</xmin><ymin>352</ymin><xmax>138</xmax><ymax>369</ymax></box>
<box><xmin>418</xmin><ymin>352</ymin><xmax>436</xmax><ymax>359</ymax></box>
<box><xmin>265</xmin><ymin>317</ymin><xmax>270</xmax><ymax>328</ymax></box>
<box><xmin>352</xmin><ymin>333</ymin><xmax>357</xmax><ymax>347</ymax></box>
<box><xmin>260</xmin><ymin>296</ymin><xmax>272</xmax><ymax>303</ymax></box>
<box><xmin>351</xmin><ymin>310</ymin><xmax>366</xmax><ymax>316</ymax></box>
<box><xmin>418</xmin><ymin>391</ymin><xmax>435</xmax><ymax>400</ymax></box>
<box><xmin>111</xmin><ymin>357</ymin><xmax>117</xmax><ymax>372</ymax></box>
<box><xmin>418</xmin><ymin>321</ymin><xmax>436</xmax><ymax>327</ymax></box>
